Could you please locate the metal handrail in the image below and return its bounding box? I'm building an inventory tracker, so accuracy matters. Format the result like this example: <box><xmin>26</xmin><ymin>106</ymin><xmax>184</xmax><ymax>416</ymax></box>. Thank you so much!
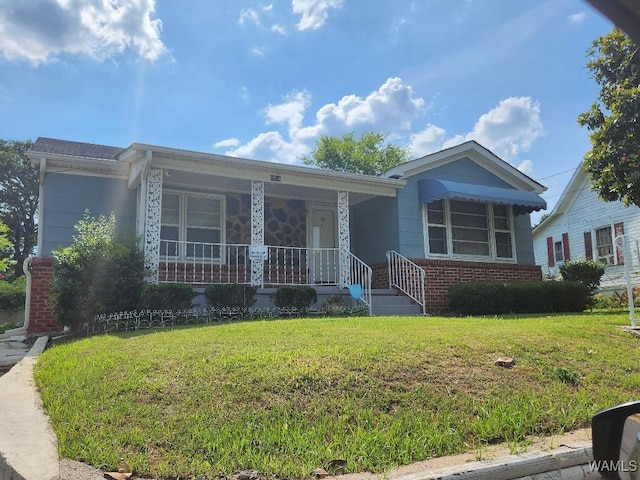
<box><xmin>345</xmin><ymin>251</ymin><xmax>372</xmax><ymax>315</ymax></box>
<box><xmin>386</xmin><ymin>250</ymin><xmax>426</xmax><ymax>315</ymax></box>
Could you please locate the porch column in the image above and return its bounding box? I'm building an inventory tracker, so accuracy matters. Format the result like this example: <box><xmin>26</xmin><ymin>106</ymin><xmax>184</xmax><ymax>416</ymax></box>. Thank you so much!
<box><xmin>251</xmin><ymin>180</ymin><xmax>265</xmax><ymax>287</ymax></box>
<box><xmin>144</xmin><ymin>167</ymin><xmax>163</xmax><ymax>283</ymax></box>
<box><xmin>338</xmin><ymin>191</ymin><xmax>351</xmax><ymax>287</ymax></box>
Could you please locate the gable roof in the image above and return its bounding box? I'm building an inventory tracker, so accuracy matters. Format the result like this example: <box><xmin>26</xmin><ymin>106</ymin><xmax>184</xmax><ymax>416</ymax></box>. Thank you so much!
<box><xmin>382</xmin><ymin>140</ymin><xmax>546</xmax><ymax>194</ymax></box>
<box><xmin>532</xmin><ymin>165</ymin><xmax>586</xmax><ymax>233</ymax></box>
<box><xmin>31</xmin><ymin>137</ymin><xmax>124</xmax><ymax>160</ymax></box>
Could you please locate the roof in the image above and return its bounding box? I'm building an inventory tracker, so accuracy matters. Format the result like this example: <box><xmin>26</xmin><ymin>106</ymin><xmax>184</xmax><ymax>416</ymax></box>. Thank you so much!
<box><xmin>382</xmin><ymin>140</ymin><xmax>547</xmax><ymax>194</ymax></box>
<box><xmin>30</xmin><ymin>137</ymin><xmax>124</xmax><ymax>160</ymax></box>
<box><xmin>585</xmin><ymin>0</ymin><xmax>640</xmax><ymax>45</ymax></box>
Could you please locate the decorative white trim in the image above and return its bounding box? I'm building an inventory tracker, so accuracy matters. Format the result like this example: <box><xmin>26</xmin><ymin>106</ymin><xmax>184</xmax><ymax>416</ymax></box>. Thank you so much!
<box><xmin>144</xmin><ymin>168</ymin><xmax>162</xmax><ymax>282</ymax></box>
<box><xmin>251</xmin><ymin>180</ymin><xmax>264</xmax><ymax>286</ymax></box>
<box><xmin>338</xmin><ymin>191</ymin><xmax>351</xmax><ymax>286</ymax></box>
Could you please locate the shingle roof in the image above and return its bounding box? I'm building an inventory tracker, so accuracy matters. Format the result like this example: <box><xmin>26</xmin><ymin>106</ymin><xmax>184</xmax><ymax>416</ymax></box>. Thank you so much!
<box><xmin>30</xmin><ymin>137</ymin><xmax>125</xmax><ymax>160</ymax></box>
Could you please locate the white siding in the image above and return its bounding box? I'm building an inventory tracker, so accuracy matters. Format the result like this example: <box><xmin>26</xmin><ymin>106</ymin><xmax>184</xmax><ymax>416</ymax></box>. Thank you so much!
<box><xmin>533</xmin><ymin>175</ymin><xmax>640</xmax><ymax>291</ymax></box>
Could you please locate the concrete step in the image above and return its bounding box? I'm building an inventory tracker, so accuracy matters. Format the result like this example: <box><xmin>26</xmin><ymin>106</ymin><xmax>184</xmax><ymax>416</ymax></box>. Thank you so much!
<box><xmin>371</xmin><ymin>303</ymin><xmax>423</xmax><ymax>316</ymax></box>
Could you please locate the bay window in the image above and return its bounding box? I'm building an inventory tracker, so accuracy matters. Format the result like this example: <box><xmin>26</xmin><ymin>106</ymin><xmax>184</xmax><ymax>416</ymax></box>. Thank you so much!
<box><xmin>161</xmin><ymin>192</ymin><xmax>224</xmax><ymax>259</ymax></box>
<box><xmin>424</xmin><ymin>199</ymin><xmax>515</xmax><ymax>261</ymax></box>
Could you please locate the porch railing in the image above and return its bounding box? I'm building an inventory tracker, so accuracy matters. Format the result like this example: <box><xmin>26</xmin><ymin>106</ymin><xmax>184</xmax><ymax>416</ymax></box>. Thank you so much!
<box><xmin>386</xmin><ymin>250</ymin><xmax>426</xmax><ymax>315</ymax></box>
<box><xmin>346</xmin><ymin>251</ymin><xmax>372</xmax><ymax>315</ymax></box>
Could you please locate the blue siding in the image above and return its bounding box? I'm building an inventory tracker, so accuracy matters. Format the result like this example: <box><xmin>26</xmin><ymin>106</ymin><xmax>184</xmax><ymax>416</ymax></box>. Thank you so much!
<box><xmin>418</xmin><ymin>157</ymin><xmax>514</xmax><ymax>187</ymax></box>
<box><xmin>41</xmin><ymin>173</ymin><xmax>137</xmax><ymax>255</ymax></box>
<box><xmin>514</xmin><ymin>213</ymin><xmax>535</xmax><ymax>264</ymax></box>
<box><xmin>396</xmin><ymin>177</ymin><xmax>425</xmax><ymax>258</ymax></box>
<box><xmin>351</xmin><ymin>196</ymin><xmax>399</xmax><ymax>265</ymax></box>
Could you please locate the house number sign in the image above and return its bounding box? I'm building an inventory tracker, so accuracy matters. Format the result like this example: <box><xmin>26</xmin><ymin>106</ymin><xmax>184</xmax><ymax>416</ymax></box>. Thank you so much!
<box><xmin>249</xmin><ymin>245</ymin><xmax>268</xmax><ymax>261</ymax></box>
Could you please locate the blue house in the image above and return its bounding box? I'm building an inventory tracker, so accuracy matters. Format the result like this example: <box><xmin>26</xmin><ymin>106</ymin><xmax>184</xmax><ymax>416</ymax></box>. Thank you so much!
<box><xmin>23</xmin><ymin>137</ymin><xmax>546</xmax><ymax>332</ymax></box>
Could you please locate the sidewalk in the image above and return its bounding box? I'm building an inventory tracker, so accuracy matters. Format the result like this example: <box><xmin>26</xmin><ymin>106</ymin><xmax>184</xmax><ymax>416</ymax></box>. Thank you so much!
<box><xmin>0</xmin><ymin>335</ymin><xmax>58</xmax><ymax>480</ymax></box>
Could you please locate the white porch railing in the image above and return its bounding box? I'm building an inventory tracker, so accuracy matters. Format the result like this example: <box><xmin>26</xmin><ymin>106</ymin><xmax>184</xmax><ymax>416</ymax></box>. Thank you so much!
<box><xmin>158</xmin><ymin>241</ymin><xmax>372</xmax><ymax>313</ymax></box>
<box><xmin>386</xmin><ymin>250</ymin><xmax>426</xmax><ymax>315</ymax></box>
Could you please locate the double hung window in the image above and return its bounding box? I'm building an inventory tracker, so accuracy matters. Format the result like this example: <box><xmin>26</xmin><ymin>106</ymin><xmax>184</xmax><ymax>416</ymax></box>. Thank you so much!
<box><xmin>424</xmin><ymin>199</ymin><xmax>515</xmax><ymax>261</ymax></box>
<box><xmin>594</xmin><ymin>225</ymin><xmax>614</xmax><ymax>265</ymax></box>
<box><xmin>554</xmin><ymin>240</ymin><xmax>564</xmax><ymax>263</ymax></box>
<box><xmin>160</xmin><ymin>192</ymin><xmax>224</xmax><ymax>260</ymax></box>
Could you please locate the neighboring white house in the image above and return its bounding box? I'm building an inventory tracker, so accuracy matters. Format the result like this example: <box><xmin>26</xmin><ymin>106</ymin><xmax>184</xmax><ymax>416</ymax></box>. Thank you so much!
<box><xmin>532</xmin><ymin>165</ymin><xmax>640</xmax><ymax>292</ymax></box>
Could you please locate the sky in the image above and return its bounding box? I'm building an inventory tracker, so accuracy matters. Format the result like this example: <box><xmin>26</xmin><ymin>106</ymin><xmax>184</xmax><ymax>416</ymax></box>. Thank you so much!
<box><xmin>0</xmin><ymin>0</ymin><xmax>615</xmax><ymax>223</ymax></box>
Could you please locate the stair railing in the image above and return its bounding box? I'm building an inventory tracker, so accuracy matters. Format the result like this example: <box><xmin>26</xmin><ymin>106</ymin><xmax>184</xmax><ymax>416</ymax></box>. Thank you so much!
<box><xmin>386</xmin><ymin>250</ymin><xmax>426</xmax><ymax>315</ymax></box>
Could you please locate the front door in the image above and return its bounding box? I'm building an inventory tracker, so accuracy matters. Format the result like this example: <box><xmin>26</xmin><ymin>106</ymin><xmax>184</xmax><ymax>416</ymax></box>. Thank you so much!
<box><xmin>308</xmin><ymin>205</ymin><xmax>337</xmax><ymax>283</ymax></box>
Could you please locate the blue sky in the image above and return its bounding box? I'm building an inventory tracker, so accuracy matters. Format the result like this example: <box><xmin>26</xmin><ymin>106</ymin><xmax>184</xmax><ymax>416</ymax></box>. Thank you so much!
<box><xmin>0</xmin><ymin>0</ymin><xmax>614</xmax><ymax>222</ymax></box>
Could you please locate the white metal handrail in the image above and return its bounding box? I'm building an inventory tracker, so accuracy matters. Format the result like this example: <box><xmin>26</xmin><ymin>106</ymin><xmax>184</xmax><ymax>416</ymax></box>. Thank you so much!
<box><xmin>616</xmin><ymin>234</ymin><xmax>640</xmax><ymax>327</ymax></box>
<box><xmin>386</xmin><ymin>250</ymin><xmax>426</xmax><ymax>315</ymax></box>
<box><xmin>346</xmin><ymin>251</ymin><xmax>372</xmax><ymax>315</ymax></box>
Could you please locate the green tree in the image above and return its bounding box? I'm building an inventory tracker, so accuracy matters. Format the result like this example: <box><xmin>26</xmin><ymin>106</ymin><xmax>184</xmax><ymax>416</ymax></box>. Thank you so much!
<box><xmin>0</xmin><ymin>221</ymin><xmax>13</xmax><ymax>275</ymax></box>
<box><xmin>302</xmin><ymin>131</ymin><xmax>410</xmax><ymax>175</ymax></box>
<box><xmin>0</xmin><ymin>140</ymin><xmax>38</xmax><ymax>277</ymax></box>
<box><xmin>578</xmin><ymin>29</ymin><xmax>640</xmax><ymax>206</ymax></box>
<box><xmin>50</xmin><ymin>212</ymin><xmax>144</xmax><ymax>331</ymax></box>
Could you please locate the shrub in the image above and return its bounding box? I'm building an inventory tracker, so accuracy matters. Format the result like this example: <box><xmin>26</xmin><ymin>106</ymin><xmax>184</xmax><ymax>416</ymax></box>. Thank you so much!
<box><xmin>50</xmin><ymin>212</ymin><xmax>145</xmax><ymax>331</ymax></box>
<box><xmin>0</xmin><ymin>278</ymin><xmax>26</xmax><ymax>313</ymax></box>
<box><xmin>559</xmin><ymin>260</ymin><xmax>606</xmax><ymax>297</ymax></box>
<box><xmin>139</xmin><ymin>283</ymin><xmax>196</xmax><ymax>311</ymax></box>
<box><xmin>448</xmin><ymin>280</ymin><xmax>589</xmax><ymax>315</ymax></box>
<box><xmin>272</xmin><ymin>286</ymin><xmax>317</xmax><ymax>310</ymax></box>
<box><xmin>204</xmin><ymin>284</ymin><xmax>257</xmax><ymax>308</ymax></box>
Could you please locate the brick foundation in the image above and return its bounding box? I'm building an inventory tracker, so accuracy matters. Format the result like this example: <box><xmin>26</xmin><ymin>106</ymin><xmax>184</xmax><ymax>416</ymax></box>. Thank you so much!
<box><xmin>373</xmin><ymin>259</ymin><xmax>542</xmax><ymax>314</ymax></box>
<box><xmin>27</xmin><ymin>257</ymin><xmax>60</xmax><ymax>334</ymax></box>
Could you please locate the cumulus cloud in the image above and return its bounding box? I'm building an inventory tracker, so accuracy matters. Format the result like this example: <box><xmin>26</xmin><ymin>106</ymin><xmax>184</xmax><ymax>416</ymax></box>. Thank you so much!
<box><xmin>568</xmin><ymin>12</ymin><xmax>586</xmax><ymax>24</ymax></box>
<box><xmin>219</xmin><ymin>77</ymin><xmax>425</xmax><ymax>163</ymax></box>
<box><xmin>408</xmin><ymin>124</ymin><xmax>447</xmax><ymax>157</ymax></box>
<box><xmin>271</xmin><ymin>24</ymin><xmax>287</xmax><ymax>35</ymax></box>
<box><xmin>213</xmin><ymin>138</ymin><xmax>241</xmax><ymax>149</ymax></box>
<box><xmin>292</xmin><ymin>0</ymin><xmax>344</xmax><ymax>30</ymax></box>
<box><xmin>239</xmin><ymin>8</ymin><xmax>260</xmax><ymax>26</ymax></box>
<box><xmin>517</xmin><ymin>159</ymin><xmax>534</xmax><ymax>175</ymax></box>
<box><xmin>0</xmin><ymin>0</ymin><xmax>167</xmax><ymax>64</ymax></box>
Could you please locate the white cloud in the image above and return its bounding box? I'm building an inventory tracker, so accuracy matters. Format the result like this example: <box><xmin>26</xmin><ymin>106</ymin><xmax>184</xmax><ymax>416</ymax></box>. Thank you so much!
<box><xmin>239</xmin><ymin>8</ymin><xmax>260</xmax><ymax>26</ymax></box>
<box><xmin>226</xmin><ymin>131</ymin><xmax>306</xmax><ymax>165</ymax></box>
<box><xmin>568</xmin><ymin>12</ymin><xmax>586</xmax><ymax>24</ymax></box>
<box><xmin>292</xmin><ymin>0</ymin><xmax>344</xmax><ymax>30</ymax></box>
<box><xmin>271</xmin><ymin>24</ymin><xmax>287</xmax><ymax>35</ymax></box>
<box><xmin>251</xmin><ymin>46</ymin><xmax>266</xmax><ymax>56</ymax></box>
<box><xmin>517</xmin><ymin>159</ymin><xmax>534</xmax><ymax>175</ymax></box>
<box><xmin>408</xmin><ymin>124</ymin><xmax>447</xmax><ymax>157</ymax></box>
<box><xmin>0</xmin><ymin>0</ymin><xmax>167</xmax><ymax>64</ymax></box>
<box><xmin>213</xmin><ymin>138</ymin><xmax>241</xmax><ymax>149</ymax></box>
<box><xmin>263</xmin><ymin>91</ymin><xmax>310</xmax><ymax>131</ymax></box>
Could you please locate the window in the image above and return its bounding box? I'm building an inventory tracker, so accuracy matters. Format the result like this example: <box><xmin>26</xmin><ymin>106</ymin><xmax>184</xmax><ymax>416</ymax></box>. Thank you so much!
<box><xmin>595</xmin><ymin>225</ymin><xmax>614</xmax><ymax>265</ymax></box>
<box><xmin>554</xmin><ymin>240</ymin><xmax>564</xmax><ymax>263</ymax></box>
<box><xmin>160</xmin><ymin>192</ymin><xmax>224</xmax><ymax>259</ymax></box>
<box><xmin>424</xmin><ymin>199</ymin><xmax>515</xmax><ymax>261</ymax></box>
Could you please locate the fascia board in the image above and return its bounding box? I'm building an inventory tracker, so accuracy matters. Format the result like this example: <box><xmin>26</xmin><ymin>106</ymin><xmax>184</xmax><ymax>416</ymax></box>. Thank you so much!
<box><xmin>26</xmin><ymin>151</ymin><xmax>129</xmax><ymax>178</ymax></box>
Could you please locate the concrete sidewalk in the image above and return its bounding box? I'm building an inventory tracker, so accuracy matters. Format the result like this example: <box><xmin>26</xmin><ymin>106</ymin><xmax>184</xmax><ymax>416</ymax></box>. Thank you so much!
<box><xmin>0</xmin><ymin>335</ymin><xmax>58</xmax><ymax>480</ymax></box>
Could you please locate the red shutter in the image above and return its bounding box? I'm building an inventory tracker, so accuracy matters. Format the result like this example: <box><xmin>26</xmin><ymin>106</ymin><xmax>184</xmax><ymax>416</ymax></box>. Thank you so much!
<box><xmin>546</xmin><ymin>236</ymin><xmax>554</xmax><ymax>267</ymax></box>
<box><xmin>562</xmin><ymin>233</ymin><xmax>570</xmax><ymax>262</ymax></box>
<box><xmin>615</xmin><ymin>222</ymin><xmax>625</xmax><ymax>265</ymax></box>
<box><xmin>584</xmin><ymin>231</ymin><xmax>593</xmax><ymax>261</ymax></box>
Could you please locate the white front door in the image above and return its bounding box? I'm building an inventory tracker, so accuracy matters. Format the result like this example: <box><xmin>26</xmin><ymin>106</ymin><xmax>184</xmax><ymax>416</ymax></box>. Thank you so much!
<box><xmin>308</xmin><ymin>205</ymin><xmax>337</xmax><ymax>283</ymax></box>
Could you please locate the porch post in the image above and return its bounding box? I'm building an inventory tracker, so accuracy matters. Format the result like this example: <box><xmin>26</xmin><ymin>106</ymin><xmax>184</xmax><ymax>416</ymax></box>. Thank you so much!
<box><xmin>144</xmin><ymin>167</ymin><xmax>163</xmax><ymax>283</ymax></box>
<box><xmin>251</xmin><ymin>180</ymin><xmax>265</xmax><ymax>287</ymax></box>
<box><xmin>338</xmin><ymin>191</ymin><xmax>351</xmax><ymax>287</ymax></box>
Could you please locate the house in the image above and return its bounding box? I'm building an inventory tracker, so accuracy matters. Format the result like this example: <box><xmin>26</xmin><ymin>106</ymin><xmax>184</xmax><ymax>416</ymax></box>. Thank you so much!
<box><xmin>22</xmin><ymin>137</ymin><xmax>547</xmax><ymax>333</ymax></box>
<box><xmin>532</xmin><ymin>165</ymin><xmax>640</xmax><ymax>292</ymax></box>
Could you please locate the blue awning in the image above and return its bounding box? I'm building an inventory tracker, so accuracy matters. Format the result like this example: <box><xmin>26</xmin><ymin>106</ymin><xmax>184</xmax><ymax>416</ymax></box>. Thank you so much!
<box><xmin>418</xmin><ymin>178</ymin><xmax>546</xmax><ymax>214</ymax></box>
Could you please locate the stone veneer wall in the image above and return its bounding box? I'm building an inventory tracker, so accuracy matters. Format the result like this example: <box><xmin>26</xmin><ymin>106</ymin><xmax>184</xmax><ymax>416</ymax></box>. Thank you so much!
<box><xmin>27</xmin><ymin>257</ymin><xmax>60</xmax><ymax>333</ymax></box>
<box><xmin>372</xmin><ymin>259</ymin><xmax>542</xmax><ymax>314</ymax></box>
<box><xmin>226</xmin><ymin>193</ymin><xmax>306</xmax><ymax>246</ymax></box>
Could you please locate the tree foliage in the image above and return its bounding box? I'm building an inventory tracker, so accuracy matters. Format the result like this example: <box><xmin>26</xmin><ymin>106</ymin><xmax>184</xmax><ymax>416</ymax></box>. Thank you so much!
<box><xmin>0</xmin><ymin>221</ymin><xmax>13</xmax><ymax>275</ymax></box>
<box><xmin>0</xmin><ymin>140</ymin><xmax>38</xmax><ymax>277</ymax></box>
<box><xmin>302</xmin><ymin>131</ymin><xmax>410</xmax><ymax>175</ymax></box>
<box><xmin>50</xmin><ymin>212</ymin><xmax>144</xmax><ymax>331</ymax></box>
<box><xmin>578</xmin><ymin>29</ymin><xmax>640</xmax><ymax>206</ymax></box>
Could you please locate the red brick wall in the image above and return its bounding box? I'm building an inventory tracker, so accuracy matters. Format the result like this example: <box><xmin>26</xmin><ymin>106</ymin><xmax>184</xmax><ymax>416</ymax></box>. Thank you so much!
<box><xmin>372</xmin><ymin>259</ymin><xmax>542</xmax><ymax>314</ymax></box>
<box><xmin>27</xmin><ymin>257</ymin><xmax>60</xmax><ymax>334</ymax></box>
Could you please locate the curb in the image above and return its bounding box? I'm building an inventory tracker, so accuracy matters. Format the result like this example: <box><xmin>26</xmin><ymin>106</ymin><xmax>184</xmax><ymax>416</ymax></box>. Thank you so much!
<box><xmin>0</xmin><ymin>336</ymin><xmax>58</xmax><ymax>480</ymax></box>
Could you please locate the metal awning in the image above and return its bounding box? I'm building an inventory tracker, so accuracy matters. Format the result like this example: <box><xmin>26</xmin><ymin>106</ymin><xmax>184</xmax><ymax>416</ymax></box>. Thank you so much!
<box><xmin>418</xmin><ymin>178</ymin><xmax>547</xmax><ymax>214</ymax></box>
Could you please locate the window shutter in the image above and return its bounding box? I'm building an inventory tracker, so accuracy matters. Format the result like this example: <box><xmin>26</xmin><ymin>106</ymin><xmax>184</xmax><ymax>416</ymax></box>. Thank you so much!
<box><xmin>562</xmin><ymin>233</ymin><xmax>570</xmax><ymax>262</ymax></box>
<box><xmin>546</xmin><ymin>236</ymin><xmax>554</xmax><ymax>267</ymax></box>
<box><xmin>584</xmin><ymin>231</ymin><xmax>593</xmax><ymax>261</ymax></box>
<box><xmin>615</xmin><ymin>222</ymin><xmax>625</xmax><ymax>265</ymax></box>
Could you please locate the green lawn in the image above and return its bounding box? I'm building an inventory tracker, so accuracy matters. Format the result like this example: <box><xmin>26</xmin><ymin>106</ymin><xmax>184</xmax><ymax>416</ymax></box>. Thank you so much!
<box><xmin>34</xmin><ymin>313</ymin><xmax>640</xmax><ymax>479</ymax></box>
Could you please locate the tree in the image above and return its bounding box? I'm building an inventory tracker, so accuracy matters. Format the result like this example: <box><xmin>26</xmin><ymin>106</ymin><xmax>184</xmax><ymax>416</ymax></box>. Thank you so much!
<box><xmin>0</xmin><ymin>140</ymin><xmax>38</xmax><ymax>277</ymax></box>
<box><xmin>578</xmin><ymin>28</ymin><xmax>640</xmax><ymax>206</ymax></box>
<box><xmin>302</xmin><ymin>131</ymin><xmax>410</xmax><ymax>175</ymax></box>
<box><xmin>0</xmin><ymin>221</ymin><xmax>13</xmax><ymax>275</ymax></box>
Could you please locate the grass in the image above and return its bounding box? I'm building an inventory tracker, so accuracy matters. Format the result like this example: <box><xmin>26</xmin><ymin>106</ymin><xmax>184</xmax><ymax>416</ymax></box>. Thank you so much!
<box><xmin>34</xmin><ymin>312</ymin><xmax>640</xmax><ymax>479</ymax></box>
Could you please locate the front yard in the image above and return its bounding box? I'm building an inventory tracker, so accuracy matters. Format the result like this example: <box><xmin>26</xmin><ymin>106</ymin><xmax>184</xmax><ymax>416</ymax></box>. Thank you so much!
<box><xmin>34</xmin><ymin>313</ymin><xmax>640</xmax><ymax>479</ymax></box>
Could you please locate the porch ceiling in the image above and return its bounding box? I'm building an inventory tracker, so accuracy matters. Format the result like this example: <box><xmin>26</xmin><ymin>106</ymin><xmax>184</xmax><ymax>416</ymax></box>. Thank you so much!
<box><xmin>162</xmin><ymin>169</ymin><xmax>380</xmax><ymax>204</ymax></box>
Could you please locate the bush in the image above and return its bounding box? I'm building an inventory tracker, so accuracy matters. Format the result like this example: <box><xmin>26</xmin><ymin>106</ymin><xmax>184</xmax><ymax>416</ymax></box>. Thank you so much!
<box><xmin>448</xmin><ymin>280</ymin><xmax>589</xmax><ymax>315</ymax></box>
<box><xmin>0</xmin><ymin>278</ymin><xmax>26</xmax><ymax>313</ymax></box>
<box><xmin>272</xmin><ymin>286</ymin><xmax>317</xmax><ymax>310</ymax></box>
<box><xmin>139</xmin><ymin>283</ymin><xmax>196</xmax><ymax>311</ymax></box>
<box><xmin>204</xmin><ymin>284</ymin><xmax>257</xmax><ymax>308</ymax></box>
<box><xmin>559</xmin><ymin>260</ymin><xmax>606</xmax><ymax>297</ymax></box>
<box><xmin>50</xmin><ymin>212</ymin><xmax>145</xmax><ymax>331</ymax></box>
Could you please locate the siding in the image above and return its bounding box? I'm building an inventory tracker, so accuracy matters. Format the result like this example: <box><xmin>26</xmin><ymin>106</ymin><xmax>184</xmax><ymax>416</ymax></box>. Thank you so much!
<box><xmin>533</xmin><ymin>174</ymin><xmax>640</xmax><ymax>291</ymax></box>
<box><xmin>351</xmin><ymin>196</ymin><xmax>399</xmax><ymax>265</ymax></box>
<box><xmin>41</xmin><ymin>172</ymin><xmax>137</xmax><ymax>256</ymax></box>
